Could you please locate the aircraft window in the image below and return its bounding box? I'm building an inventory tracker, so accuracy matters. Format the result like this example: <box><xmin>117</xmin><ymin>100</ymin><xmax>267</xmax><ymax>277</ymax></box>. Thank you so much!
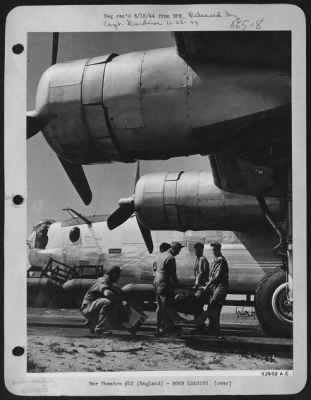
<box><xmin>69</xmin><ymin>227</ymin><xmax>80</xmax><ymax>242</ymax></box>
<box><xmin>35</xmin><ymin>224</ymin><xmax>49</xmax><ymax>249</ymax></box>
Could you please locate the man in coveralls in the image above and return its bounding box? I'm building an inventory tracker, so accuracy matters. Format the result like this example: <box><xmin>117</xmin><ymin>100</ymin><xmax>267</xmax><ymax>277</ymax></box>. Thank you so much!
<box><xmin>192</xmin><ymin>242</ymin><xmax>210</xmax><ymax>333</ymax></box>
<box><xmin>153</xmin><ymin>242</ymin><xmax>184</xmax><ymax>335</ymax></box>
<box><xmin>153</xmin><ymin>242</ymin><xmax>171</xmax><ymax>275</ymax></box>
<box><xmin>194</xmin><ymin>241</ymin><xmax>229</xmax><ymax>335</ymax></box>
<box><xmin>80</xmin><ymin>266</ymin><xmax>129</xmax><ymax>335</ymax></box>
<box><xmin>193</xmin><ymin>242</ymin><xmax>210</xmax><ymax>291</ymax></box>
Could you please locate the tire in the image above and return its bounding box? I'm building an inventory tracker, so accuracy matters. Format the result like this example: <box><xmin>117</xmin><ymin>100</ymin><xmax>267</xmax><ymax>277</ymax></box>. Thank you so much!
<box><xmin>255</xmin><ymin>268</ymin><xmax>292</xmax><ymax>338</ymax></box>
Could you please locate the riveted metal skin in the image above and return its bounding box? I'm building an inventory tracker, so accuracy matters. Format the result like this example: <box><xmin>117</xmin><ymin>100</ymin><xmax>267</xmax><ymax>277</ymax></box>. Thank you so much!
<box><xmin>33</xmin><ymin>46</ymin><xmax>290</xmax><ymax>165</ymax></box>
<box><xmin>35</xmin><ymin>55</ymin><xmax>120</xmax><ymax>164</ymax></box>
<box><xmin>103</xmin><ymin>51</ymin><xmax>144</xmax><ymax>130</ymax></box>
<box><xmin>134</xmin><ymin>172</ymin><xmax>282</xmax><ymax>231</ymax></box>
<box><xmin>103</xmin><ymin>51</ymin><xmax>145</xmax><ymax>159</ymax></box>
<box><xmin>42</xmin><ymin>59</ymin><xmax>89</xmax><ymax>163</ymax></box>
<box><xmin>82</xmin><ymin>55</ymin><xmax>119</xmax><ymax>162</ymax></box>
<box><xmin>138</xmin><ymin>48</ymin><xmax>193</xmax><ymax>159</ymax></box>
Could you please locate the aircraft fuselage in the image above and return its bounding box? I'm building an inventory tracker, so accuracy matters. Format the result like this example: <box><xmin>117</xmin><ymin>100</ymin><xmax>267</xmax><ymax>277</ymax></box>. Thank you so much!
<box><xmin>28</xmin><ymin>216</ymin><xmax>281</xmax><ymax>295</ymax></box>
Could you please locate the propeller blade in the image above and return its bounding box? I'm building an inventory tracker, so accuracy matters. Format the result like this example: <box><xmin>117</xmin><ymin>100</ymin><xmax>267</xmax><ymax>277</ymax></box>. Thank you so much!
<box><xmin>26</xmin><ymin>111</ymin><xmax>41</xmax><ymax>139</ymax></box>
<box><xmin>51</xmin><ymin>32</ymin><xmax>59</xmax><ymax>65</ymax></box>
<box><xmin>27</xmin><ymin>33</ymin><xmax>59</xmax><ymax>139</ymax></box>
<box><xmin>135</xmin><ymin>160</ymin><xmax>140</xmax><ymax>185</ymax></box>
<box><xmin>58</xmin><ymin>157</ymin><xmax>92</xmax><ymax>205</ymax></box>
<box><xmin>107</xmin><ymin>203</ymin><xmax>135</xmax><ymax>230</ymax></box>
<box><xmin>137</xmin><ymin>219</ymin><xmax>153</xmax><ymax>254</ymax></box>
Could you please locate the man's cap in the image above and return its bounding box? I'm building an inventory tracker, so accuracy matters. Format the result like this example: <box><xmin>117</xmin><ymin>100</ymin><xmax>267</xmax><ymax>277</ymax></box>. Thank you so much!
<box><xmin>159</xmin><ymin>242</ymin><xmax>171</xmax><ymax>252</ymax></box>
<box><xmin>107</xmin><ymin>266</ymin><xmax>121</xmax><ymax>275</ymax></box>
<box><xmin>171</xmin><ymin>241</ymin><xmax>185</xmax><ymax>249</ymax></box>
<box><xmin>210</xmin><ymin>241</ymin><xmax>221</xmax><ymax>249</ymax></box>
<box><xmin>194</xmin><ymin>242</ymin><xmax>204</xmax><ymax>249</ymax></box>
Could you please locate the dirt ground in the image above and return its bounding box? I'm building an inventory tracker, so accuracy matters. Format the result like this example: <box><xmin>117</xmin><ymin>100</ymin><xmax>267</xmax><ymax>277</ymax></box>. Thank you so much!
<box><xmin>27</xmin><ymin>334</ymin><xmax>293</xmax><ymax>372</ymax></box>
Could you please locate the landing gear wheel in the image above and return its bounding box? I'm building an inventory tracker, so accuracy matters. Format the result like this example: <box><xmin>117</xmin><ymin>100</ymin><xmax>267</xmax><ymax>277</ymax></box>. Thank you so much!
<box><xmin>255</xmin><ymin>268</ymin><xmax>292</xmax><ymax>338</ymax></box>
<box><xmin>271</xmin><ymin>282</ymin><xmax>293</xmax><ymax>325</ymax></box>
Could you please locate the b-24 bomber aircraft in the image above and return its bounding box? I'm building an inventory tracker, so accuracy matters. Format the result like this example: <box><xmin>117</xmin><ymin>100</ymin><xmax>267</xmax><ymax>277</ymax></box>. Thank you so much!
<box><xmin>27</xmin><ymin>207</ymin><xmax>291</xmax><ymax>338</ymax></box>
<box><xmin>27</xmin><ymin>32</ymin><xmax>292</xmax><ymax>337</ymax></box>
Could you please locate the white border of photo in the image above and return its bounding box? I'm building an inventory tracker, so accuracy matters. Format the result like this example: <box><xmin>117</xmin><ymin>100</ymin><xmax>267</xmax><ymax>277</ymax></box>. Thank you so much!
<box><xmin>4</xmin><ymin>3</ymin><xmax>307</xmax><ymax>396</ymax></box>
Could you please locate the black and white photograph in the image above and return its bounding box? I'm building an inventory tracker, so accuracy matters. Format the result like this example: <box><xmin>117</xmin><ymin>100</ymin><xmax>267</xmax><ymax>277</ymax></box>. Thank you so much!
<box><xmin>4</xmin><ymin>4</ymin><xmax>307</xmax><ymax>396</ymax></box>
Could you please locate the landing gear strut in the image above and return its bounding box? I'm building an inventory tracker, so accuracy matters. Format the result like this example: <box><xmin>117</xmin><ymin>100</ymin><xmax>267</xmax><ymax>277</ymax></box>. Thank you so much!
<box><xmin>285</xmin><ymin>172</ymin><xmax>293</xmax><ymax>302</ymax></box>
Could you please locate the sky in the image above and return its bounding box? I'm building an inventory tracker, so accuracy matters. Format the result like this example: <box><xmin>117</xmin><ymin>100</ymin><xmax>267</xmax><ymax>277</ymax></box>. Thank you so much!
<box><xmin>27</xmin><ymin>32</ymin><xmax>210</xmax><ymax>233</ymax></box>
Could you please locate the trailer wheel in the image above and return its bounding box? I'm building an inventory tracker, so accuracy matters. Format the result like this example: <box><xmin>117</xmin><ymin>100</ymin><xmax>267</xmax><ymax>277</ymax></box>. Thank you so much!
<box><xmin>255</xmin><ymin>268</ymin><xmax>292</xmax><ymax>338</ymax></box>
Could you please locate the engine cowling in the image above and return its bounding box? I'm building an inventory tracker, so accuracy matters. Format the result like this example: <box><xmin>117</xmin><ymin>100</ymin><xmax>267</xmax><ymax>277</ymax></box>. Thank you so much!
<box><xmin>134</xmin><ymin>171</ymin><xmax>282</xmax><ymax>231</ymax></box>
<box><xmin>33</xmin><ymin>47</ymin><xmax>290</xmax><ymax>165</ymax></box>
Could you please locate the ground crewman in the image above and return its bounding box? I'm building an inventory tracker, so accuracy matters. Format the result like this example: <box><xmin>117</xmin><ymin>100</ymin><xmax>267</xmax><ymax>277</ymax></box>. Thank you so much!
<box><xmin>153</xmin><ymin>242</ymin><xmax>171</xmax><ymax>275</ymax></box>
<box><xmin>80</xmin><ymin>266</ymin><xmax>129</xmax><ymax>335</ymax></box>
<box><xmin>194</xmin><ymin>241</ymin><xmax>229</xmax><ymax>335</ymax></box>
<box><xmin>153</xmin><ymin>241</ymin><xmax>184</xmax><ymax>335</ymax></box>
<box><xmin>194</xmin><ymin>242</ymin><xmax>210</xmax><ymax>289</ymax></box>
<box><xmin>192</xmin><ymin>242</ymin><xmax>210</xmax><ymax>332</ymax></box>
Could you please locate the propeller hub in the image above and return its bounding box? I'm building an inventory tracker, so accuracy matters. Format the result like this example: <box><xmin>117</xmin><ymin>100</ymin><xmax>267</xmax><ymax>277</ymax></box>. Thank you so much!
<box><xmin>118</xmin><ymin>197</ymin><xmax>134</xmax><ymax>207</ymax></box>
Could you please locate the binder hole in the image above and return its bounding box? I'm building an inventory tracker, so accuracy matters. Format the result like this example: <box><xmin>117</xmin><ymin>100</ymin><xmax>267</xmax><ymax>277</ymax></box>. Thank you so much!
<box><xmin>13</xmin><ymin>195</ymin><xmax>24</xmax><ymax>205</ymax></box>
<box><xmin>12</xmin><ymin>346</ymin><xmax>24</xmax><ymax>356</ymax></box>
<box><xmin>12</xmin><ymin>44</ymin><xmax>24</xmax><ymax>54</ymax></box>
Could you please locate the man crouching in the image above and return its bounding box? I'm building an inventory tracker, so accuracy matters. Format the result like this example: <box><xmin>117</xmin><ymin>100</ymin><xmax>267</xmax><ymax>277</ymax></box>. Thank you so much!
<box><xmin>80</xmin><ymin>266</ymin><xmax>128</xmax><ymax>335</ymax></box>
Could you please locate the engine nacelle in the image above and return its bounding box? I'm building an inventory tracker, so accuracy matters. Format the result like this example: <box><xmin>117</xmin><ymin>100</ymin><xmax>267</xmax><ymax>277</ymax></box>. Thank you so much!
<box><xmin>34</xmin><ymin>47</ymin><xmax>290</xmax><ymax>165</ymax></box>
<box><xmin>134</xmin><ymin>172</ymin><xmax>282</xmax><ymax>231</ymax></box>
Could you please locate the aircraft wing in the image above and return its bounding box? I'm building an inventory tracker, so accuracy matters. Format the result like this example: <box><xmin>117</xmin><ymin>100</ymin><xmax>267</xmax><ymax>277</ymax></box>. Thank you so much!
<box><xmin>173</xmin><ymin>31</ymin><xmax>290</xmax><ymax>72</ymax></box>
<box><xmin>173</xmin><ymin>31</ymin><xmax>291</xmax><ymax>196</ymax></box>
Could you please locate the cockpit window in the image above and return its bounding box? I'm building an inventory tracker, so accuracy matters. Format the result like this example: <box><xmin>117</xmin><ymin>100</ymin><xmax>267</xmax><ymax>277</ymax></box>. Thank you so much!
<box><xmin>33</xmin><ymin>220</ymin><xmax>54</xmax><ymax>249</ymax></box>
